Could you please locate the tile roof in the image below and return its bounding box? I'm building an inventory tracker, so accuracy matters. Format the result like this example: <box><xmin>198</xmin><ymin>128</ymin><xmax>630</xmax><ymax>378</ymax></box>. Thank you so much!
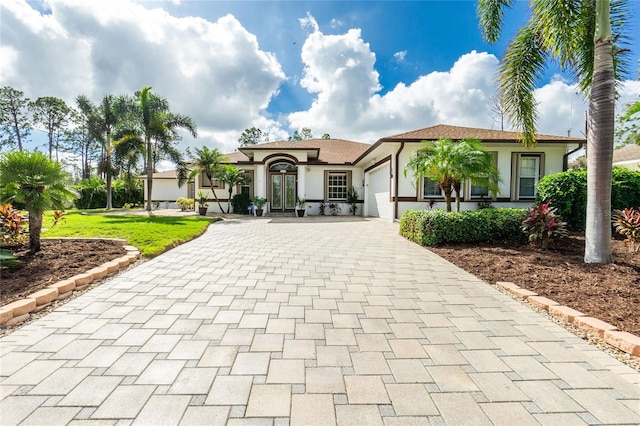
<box><xmin>382</xmin><ymin>124</ymin><xmax>585</xmax><ymax>142</ymax></box>
<box><xmin>236</xmin><ymin>138</ymin><xmax>371</xmax><ymax>164</ymax></box>
<box><xmin>613</xmin><ymin>144</ymin><xmax>640</xmax><ymax>163</ymax></box>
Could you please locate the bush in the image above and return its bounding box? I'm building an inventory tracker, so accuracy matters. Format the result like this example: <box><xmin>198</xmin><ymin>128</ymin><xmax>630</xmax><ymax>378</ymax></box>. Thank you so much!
<box><xmin>74</xmin><ymin>177</ymin><xmax>143</xmax><ymax>209</ymax></box>
<box><xmin>0</xmin><ymin>203</ymin><xmax>28</xmax><ymax>247</ymax></box>
<box><xmin>612</xmin><ymin>207</ymin><xmax>640</xmax><ymax>252</ymax></box>
<box><xmin>399</xmin><ymin>208</ymin><xmax>527</xmax><ymax>246</ymax></box>
<box><xmin>537</xmin><ymin>168</ymin><xmax>640</xmax><ymax>231</ymax></box>
<box><xmin>176</xmin><ymin>197</ymin><xmax>194</xmax><ymax>211</ymax></box>
<box><xmin>522</xmin><ymin>200</ymin><xmax>567</xmax><ymax>248</ymax></box>
<box><xmin>232</xmin><ymin>193</ymin><xmax>251</xmax><ymax>214</ymax></box>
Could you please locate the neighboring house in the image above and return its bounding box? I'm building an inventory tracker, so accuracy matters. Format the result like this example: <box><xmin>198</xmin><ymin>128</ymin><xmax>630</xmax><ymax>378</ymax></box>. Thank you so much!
<box><xmin>141</xmin><ymin>124</ymin><xmax>584</xmax><ymax>219</ymax></box>
<box><xmin>612</xmin><ymin>144</ymin><xmax>640</xmax><ymax>171</ymax></box>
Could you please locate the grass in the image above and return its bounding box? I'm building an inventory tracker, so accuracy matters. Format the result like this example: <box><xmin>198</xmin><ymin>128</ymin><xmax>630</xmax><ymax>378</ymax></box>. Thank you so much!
<box><xmin>42</xmin><ymin>211</ymin><xmax>220</xmax><ymax>257</ymax></box>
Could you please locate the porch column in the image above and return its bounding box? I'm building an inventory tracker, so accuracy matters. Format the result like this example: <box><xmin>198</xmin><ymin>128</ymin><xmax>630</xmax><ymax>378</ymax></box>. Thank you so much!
<box><xmin>297</xmin><ymin>166</ymin><xmax>306</xmax><ymax>200</ymax></box>
<box><xmin>256</xmin><ymin>165</ymin><xmax>266</xmax><ymax>198</ymax></box>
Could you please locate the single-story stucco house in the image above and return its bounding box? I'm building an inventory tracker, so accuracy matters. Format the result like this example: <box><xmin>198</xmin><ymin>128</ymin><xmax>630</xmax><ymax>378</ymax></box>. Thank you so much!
<box><xmin>612</xmin><ymin>144</ymin><xmax>640</xmax><ymax>171</ymax></box>
<box><xmin>142</xmin><ymin>124</ymin><xmax>584</xmax><ymax>220</ymax></box>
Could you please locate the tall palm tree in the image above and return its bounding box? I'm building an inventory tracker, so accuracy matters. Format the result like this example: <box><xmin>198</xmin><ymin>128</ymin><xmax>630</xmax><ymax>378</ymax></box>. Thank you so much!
<box><xmin>182</xmin><ymin>146</ymin><xmax>226</xmax><ymax>213</ymax></box>
<box><xmin>117</xmin><ymin>87</ymin><xmax>197</xmax><ymax>211</ymax></box>
<box><xmin>477</xmin><ymin>0</ymin><xmax>629</xmax><ymax>263</ymax></box>
<box><xmin>0</xmin><ymin>151</ymin><xmax>73</xmax><ymax>253</ymax></box>
<box><xmin>217</xmin><ymin>165</ymin><xmax>247</xmax><ymax>213</ymax></box>
<box><xmin>87</xmin><ymin>95</ymin><xmax>127</xmax><ymax>210</ymax></box>
<box><xmin>450</xmin><ymin>138</ymin><xmax>500</xmax><ymax>212</ymax></box>
<box><xmin>405</xmin><ymin>138</ymin><xmax>458</xmax><ymax>211</ymax></box>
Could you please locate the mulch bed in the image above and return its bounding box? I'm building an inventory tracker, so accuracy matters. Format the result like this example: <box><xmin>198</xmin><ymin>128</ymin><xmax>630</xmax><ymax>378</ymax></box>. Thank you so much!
<box><xmin>429</xmin><ymin>235</ymin><xmax>640</xmax><ymax>336</ymax></box>
<box><xmin>1</xmin><ymin>240</ymin><xmax>126</xmax><ymax>306</ymax></box>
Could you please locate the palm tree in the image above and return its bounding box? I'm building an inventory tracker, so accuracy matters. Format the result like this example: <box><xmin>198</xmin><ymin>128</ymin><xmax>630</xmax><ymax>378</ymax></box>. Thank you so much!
<box><xmin>477</xmin><ymin>0</ymin><xmax>629</xmax><ymax>263</ymax></box>
<box><xmin>117</xmin><ymin>87</ymin><xmax>197</xmax><ymax>211</ymax></box>
<box><xmin>405</xmin><ymin>138</ymin><xmax>500</xmax><ymax>212</ymax></box>
<box><xmin>182</xmin><ymin>146</ymin><xmax>226</xmax><ymax>213</ymax></box>
<box><xmin>0</xmin><ymin>151</ymin><xmax>73</xmax><ymax>253</ymax></box>
<box><xmin>405</xmin><ymin>138</ymin><xmax>458</xmax><ymax>211</ymax></box>
<box><xmin>450</xmin><ymin>138</ymin><xmax>500</xmax><ymax>212</ymax></box>
<box><xmin>86</xmin><ymin>95</ymin><xmax>127</xmax><ymax>210</ymax></box>
<box><xmin>217</xmin><ymin>165</ymin><xmax>247</xmax><ymax>213</ymax></box>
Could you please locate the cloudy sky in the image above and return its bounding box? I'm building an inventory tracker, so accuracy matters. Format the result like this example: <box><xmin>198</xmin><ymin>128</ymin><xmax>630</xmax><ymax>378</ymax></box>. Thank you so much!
<box><xmin>2</xmin><ymin>0</ymin><xmax>639</xmax><ymax>157</ymax></box>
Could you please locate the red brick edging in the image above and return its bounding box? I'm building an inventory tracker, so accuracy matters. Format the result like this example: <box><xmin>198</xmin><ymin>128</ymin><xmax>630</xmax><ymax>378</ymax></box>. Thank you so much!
<box><xmin>0</xmin><ymin>238</ymin><xmax>140</xmax><ymax>328</ymax></box>
<box><xmin>496</xmin><ymin>281</ymin><xmax>640</xmax><ymax>357</ymax></box>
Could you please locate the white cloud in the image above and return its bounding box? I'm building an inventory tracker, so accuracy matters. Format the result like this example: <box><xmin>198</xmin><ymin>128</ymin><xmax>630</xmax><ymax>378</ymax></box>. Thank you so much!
<box><xmin>330</xmin><ymin>18</ymin><xmax>344</xmax><ymax>29</ymax></box>
<box><xmin>0</xmin><ymin>0</ymin><xmax>286</xmax><ymax>154</ymax></box>
<box><xmin>299</xmin><ymin>12</ymin><xmax>319</xmax><ymax>32</ymax></box>
<box><xmin>288</xmin><ymin>28</ymin><xmax>501</xmax><ymax>142</ymax></box>
<box><xmin>393</xmin><ymin>50</ymin><xmax>407</xmax><ymax>63</ymax></box>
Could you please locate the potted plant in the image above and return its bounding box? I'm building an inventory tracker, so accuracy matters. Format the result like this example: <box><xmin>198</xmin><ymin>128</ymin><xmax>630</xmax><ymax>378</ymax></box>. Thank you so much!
<box><xmin>253</xmin><ymin>196</ymin><xmax>267</xmax><ymax>216</ymax></box>
<box><xmin>296</xmin><ymin>197</ymin><xmax>306</xmax><ymax>217</ymax></box>
<box><xmin>197</xmin><ymin>191</ymin><xmax>209</xmax><ymax>216</ymax></box>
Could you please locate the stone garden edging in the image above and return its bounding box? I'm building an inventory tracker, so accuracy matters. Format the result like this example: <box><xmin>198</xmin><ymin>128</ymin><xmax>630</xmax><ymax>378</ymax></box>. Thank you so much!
<box><xmin>0</xmin><ymin>238</ymin><xmax>140</xmax><ymax>328</ymax></box>
<box><xmin>496</xmin><ymin>281</ymin><xmax>640</xmax><ymax>357</ymax></box>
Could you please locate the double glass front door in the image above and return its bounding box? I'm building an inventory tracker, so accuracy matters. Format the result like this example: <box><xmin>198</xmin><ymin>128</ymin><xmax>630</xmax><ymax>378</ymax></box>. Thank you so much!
<box><xmin>271</xmin><ymin>173</ymin><xmax>296</xmax><ymax>211</ymax></box>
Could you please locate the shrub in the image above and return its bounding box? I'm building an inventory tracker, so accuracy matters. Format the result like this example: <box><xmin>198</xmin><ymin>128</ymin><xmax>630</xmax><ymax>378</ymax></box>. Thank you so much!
<box><xmin>537</xmin><ymin>168</ymin><xmax>640</xmax><ymax>231</ymax></box>
<box><xmin>176</xmin><ymin>197</ymin><xmax>194</xmax><ymax>211</ymax></box>
<box><xmin>0</xmin><ymin>203</ymin><xmax>28</xmax><ymax>247</ymax></box>
<box><xmin>522</xmin><ymin>200</ymin><xmax>567</xmax><ymax>248</ymax></box>
<box><xmin>73</xmin><ymin>177</ymin><xmax>143</xmax><ymax>209</ymax></box>
<box><xmin>399</xmin><ymin>208</ymin><xmax>527</xmax><ymax>246</ymax></box>
<box><xmin>232</xmin><ymin>193</ymin><xmax>251</xmax><ymax>214</ymax></box>
<box><xmin>612</xmin><ymin>207</ymin><xmax>640</xmax><ymax>252</ymax></box>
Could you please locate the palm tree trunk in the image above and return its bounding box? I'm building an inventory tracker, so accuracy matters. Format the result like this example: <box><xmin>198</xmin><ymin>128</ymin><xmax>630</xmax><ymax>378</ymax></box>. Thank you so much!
<box><xmin>211</xmin><ymin>189</ymin><xmax>225</xmax><ymax>213</ymax></box>
<box><xmin>584</xmin><ymin>19</ymin><xmax>614</xmax><ymax>263</ymax></box>
<box><xmin>443</xmin><ymin>187</ymin><xmax>453</xmax><ymax>212</ymax></box>
<box><xmin>145</xmin><ymin>138</ymin><xmax>153</xmax><ymax>212</ymax></box>
<box><xmin>228</xmin><ymin>188</ymin><xmax>233</xmax><ymax>214</ymax></box>
<box><xmin>29</xmin><ymin>212</ymin><xmax>43</xmax><ymax>254</ymax></box>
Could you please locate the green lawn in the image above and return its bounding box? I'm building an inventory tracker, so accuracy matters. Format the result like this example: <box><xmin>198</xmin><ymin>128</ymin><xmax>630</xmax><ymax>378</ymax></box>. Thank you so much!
<box><xmin>43</xmin><ymin>211</ymin><xmax>219</xmax><ymax>257</ymax></box>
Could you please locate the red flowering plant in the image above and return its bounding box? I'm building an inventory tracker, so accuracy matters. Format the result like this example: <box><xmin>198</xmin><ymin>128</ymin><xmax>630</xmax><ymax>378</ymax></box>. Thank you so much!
<box><xmin>521</xmin><ymin>200</ymin><xmax>567</xmax><ymax>249</ymax></box>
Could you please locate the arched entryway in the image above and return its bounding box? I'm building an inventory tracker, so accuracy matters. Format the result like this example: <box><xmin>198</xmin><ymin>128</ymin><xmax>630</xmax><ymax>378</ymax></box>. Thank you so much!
<box><xmin>269</xmin><ymin>161</ymin><xmax>297</xmax><ymax>212</ymax></box>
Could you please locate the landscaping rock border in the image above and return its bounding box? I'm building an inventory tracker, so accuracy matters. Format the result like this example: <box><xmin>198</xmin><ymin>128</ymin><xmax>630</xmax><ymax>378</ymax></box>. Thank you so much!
<box><xmin>496</xmin><ymin>281</ymin><xmax>640</xmax><ymax>357</ymax></box>
<box><xmin>0</xmin><ymin>238</ymin><xmax>140</xmax><ymax>328</ymax></box>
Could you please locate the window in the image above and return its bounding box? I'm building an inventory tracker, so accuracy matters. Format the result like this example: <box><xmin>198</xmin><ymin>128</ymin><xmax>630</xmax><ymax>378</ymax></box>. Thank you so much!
<box><xmin>324</xmin><ymin>171</ymin><xmax>352</xmax><ymax>201</ymax></box>
<box><xmin>512</xmin><ymin>153</ymin><xmax>544</xmax><ymax>200</ymax></box>
<box><xmin>201</xmin><ymin>172</ymin><xmax>224</xmax><ymax>188</ymax></box>
<box><xmin>421</xmin><ymin>178</ymin><xmax>442</xmax><ymax>199</ymax></box>
<box><xmin>238</xmin><ymin>170</ymin><xmax>253</xmax><ymax>199</ymax></box>
<box><xmin>468</xmin><ymin>151</ymin><xmax>498</xmax><ymax>199</ymax></box>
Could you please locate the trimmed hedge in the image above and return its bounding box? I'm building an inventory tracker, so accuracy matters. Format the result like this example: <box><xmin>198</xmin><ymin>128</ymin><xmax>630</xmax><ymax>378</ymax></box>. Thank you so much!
<box><xmin>399</xmin><ymin>208</ymin><xmax>527</xmax><ymax>246</ymax></box>
<box><xmin>537</xmin><ymin>168</ymin><xmax>640</xmax><ymax>231</ymax></box>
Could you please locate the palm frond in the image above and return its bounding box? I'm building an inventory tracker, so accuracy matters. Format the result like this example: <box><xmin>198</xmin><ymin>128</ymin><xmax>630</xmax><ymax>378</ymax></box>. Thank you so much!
<box><xmin>500</xmin><ymin>22</ymin><xmax>547</xmax><ymax>147</ymax></box>
<box><xmin>477</xmin><ymin>0</ymin><xmax>515</xmax><ymax>43</ymax></box>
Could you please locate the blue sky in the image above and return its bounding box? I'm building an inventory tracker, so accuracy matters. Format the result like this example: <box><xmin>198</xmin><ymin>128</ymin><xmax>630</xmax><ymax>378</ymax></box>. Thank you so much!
<box><xmin>2</xmin><ymin>0</ymin><xmax>639</xmax><ymax>155</ymax></box>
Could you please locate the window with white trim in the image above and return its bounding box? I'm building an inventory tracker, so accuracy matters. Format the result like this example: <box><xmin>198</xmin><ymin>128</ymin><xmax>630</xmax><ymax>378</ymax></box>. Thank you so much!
<box><xmin>327</xmin><ymin>172</ymin><xmax>348</xmax><ymax>200</ymax></box>
<box><xmin>512</xmin><ymin>153</ymin><xmax>544</xmax><ymax>200</ymax></box>
<box><xmin>468</xmin><ymin>151</ymin><xmax>498</xmax><ymax>199</ymax></box>
<box><xmin>421</xmin><ymin>178</ymin><xmax>442</xmax><ymax>199</ymax></box>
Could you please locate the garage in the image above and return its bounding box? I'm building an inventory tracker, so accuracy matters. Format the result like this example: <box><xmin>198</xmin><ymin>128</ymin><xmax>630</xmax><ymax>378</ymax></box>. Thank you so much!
<box><xmin>366</xmin><ymin>163</ymin><xmax>393</xmax><ymax>219</ymax></box>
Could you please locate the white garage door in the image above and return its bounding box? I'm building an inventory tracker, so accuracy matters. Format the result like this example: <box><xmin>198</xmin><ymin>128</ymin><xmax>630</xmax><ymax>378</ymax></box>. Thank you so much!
<box><xmin>367</xmin><ymin>164</ymin><xmax>392</xmax><ymax>219</ymax></box>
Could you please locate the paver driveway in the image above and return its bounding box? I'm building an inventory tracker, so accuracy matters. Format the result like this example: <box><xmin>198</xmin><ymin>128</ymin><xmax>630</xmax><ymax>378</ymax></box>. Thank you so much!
<box><xmin>1</xmin><ymin>217</ymin><xmax>639</xmax><ymax>425</ymax></box>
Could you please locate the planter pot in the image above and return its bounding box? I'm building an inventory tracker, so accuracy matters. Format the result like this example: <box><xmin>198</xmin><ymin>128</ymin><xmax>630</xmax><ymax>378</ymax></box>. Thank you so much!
<box><xmin>296</xmin><ymin>209</ymin><xmax>305</xmax><ymax>217</ymax></box>
<box><xmin>198</xmin><ymin>206</ymin><xmax>208</xmax><ymax>216</ymax></box>
<box><xmin>255</xmin><ymin>209</ymin><xmax>264</xmax><ymax>217</ymax></box>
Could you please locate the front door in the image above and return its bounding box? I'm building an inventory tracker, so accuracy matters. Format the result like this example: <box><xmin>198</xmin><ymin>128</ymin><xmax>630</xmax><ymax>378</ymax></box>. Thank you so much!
<box><xmin>271</xmin><ymin>173</ymin><xmax>296</xmax><ymax>211</ymax></box>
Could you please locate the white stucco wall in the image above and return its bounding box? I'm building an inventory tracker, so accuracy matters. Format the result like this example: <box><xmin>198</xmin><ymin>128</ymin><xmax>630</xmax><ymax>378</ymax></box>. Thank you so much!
<box><xmin>303</xmin><ymin>165</ymin><xmax>364</xmax><ymax>216</ymax></box>
<box><xmin>144</xmin><ymin>179</ymin><xmax>188</xmax><ymax>209</ymax></box>
<box><xmin>386</xmin><ymin>142</ymin><xmax>574</xmax><ymax>219</ymax></box>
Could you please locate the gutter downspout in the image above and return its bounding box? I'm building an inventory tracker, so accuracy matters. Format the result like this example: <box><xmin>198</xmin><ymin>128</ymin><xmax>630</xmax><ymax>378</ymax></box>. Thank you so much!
<box><xmin>563</xmin><ymin>143</ymin><xmax>584</xmax><ymax>171</ymax></box>
<box><xmin>394</xmin><ymin>142</ymin><xmax>405</xmax><ymax>220</ymax></box>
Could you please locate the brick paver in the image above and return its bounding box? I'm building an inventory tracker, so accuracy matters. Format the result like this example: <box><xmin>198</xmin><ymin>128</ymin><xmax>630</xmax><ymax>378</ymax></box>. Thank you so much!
<box><xmin>1</xmin><ymin>217</ymin><xmax>639</xmax><ymax>424</ymax></box>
